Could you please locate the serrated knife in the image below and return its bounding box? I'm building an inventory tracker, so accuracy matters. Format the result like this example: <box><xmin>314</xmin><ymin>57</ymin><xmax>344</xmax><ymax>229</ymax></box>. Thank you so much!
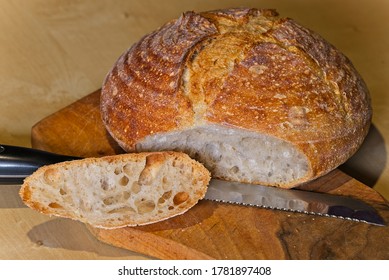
<box><xmin>0</xmin><ymin>144</ymin><xmax>385</xmax><ymax>226</ymax></box>
<box><xmin>205</xmin><ymin>179</ymin><xmax>385</xmax><ymax>226</ymax></box>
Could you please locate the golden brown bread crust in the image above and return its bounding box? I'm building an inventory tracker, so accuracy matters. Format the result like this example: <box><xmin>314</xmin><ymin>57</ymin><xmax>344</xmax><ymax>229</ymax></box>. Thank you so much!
<box><xmin>101</xmin><ymin>8</ymin><xmax>371</xmax><ymax>187</ymax></box>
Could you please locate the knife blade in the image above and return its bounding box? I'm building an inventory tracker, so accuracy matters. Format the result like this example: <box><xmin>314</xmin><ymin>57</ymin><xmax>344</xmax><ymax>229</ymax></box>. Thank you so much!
<box><xmin>0</xmin><ymin>144</ymin><xmax>385</xmax><ymax>226</ymax></box>
<box><xmin>205</xmin><ymin>179</ymin><xmax>385</xmax><ymax>226</ymax></box>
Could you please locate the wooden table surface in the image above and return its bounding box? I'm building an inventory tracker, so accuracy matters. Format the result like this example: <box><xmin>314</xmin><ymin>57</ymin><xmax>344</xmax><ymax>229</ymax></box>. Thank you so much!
<box><xmin>1</xmin><ymin>0</ymin><xmax>388</xmax><ymax>259</ymax></box>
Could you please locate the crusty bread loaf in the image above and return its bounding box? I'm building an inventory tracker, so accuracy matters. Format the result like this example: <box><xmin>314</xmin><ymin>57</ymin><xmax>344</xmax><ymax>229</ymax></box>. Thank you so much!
<box><xmin>19</xmin><ymin>151</ymin><xmax>210</xmax><ymax>228</ymax></box>
<box><xmin>100</xmin><ymin>8</ymin><xmax>372</xmax><ymax>188</ymax></box>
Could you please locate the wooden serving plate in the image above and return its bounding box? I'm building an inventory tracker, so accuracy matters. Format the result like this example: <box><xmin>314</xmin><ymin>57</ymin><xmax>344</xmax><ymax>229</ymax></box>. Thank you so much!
<box><xmin>31</xmin><ymin>89</ymin><xmax>389</xmax><ymax>259</ymax></box>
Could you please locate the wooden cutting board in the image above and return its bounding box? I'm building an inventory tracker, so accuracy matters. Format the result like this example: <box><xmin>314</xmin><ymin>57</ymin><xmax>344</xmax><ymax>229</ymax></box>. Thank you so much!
<box><xmin>31</xmin><ymin>89</ymin><xmax>389</xmax><ymax>259</ymax></box>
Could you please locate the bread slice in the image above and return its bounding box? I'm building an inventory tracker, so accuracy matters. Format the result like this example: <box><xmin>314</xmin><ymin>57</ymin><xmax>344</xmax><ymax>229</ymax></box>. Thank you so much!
<box><xmin>19</xmin><ymin>151</ymin><xmax>210</xmax><ymax>228</ymax></box>
<box><xmin>101</xmin><ymin>8</ymin><xmax>371</xmax><ymax>188</ymax></box>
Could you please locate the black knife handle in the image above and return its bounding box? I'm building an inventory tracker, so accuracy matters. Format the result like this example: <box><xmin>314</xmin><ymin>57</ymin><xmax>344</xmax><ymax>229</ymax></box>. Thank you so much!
<box><xmin>0</xmin><ymin>145</ymin><xmax>80</xmax><ymax>185</ymax></box>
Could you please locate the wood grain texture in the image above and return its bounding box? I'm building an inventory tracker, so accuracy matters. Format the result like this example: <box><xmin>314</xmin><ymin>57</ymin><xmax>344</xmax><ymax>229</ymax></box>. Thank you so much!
<box><xmin>31</xmin><ymin>90</ymin><xmax>124</xmax><ymax>158</ymax></box>
<box><xmin>31</xmin><ymin>90</ymin><xmax>389</xmax><ymax>259</ymax></box>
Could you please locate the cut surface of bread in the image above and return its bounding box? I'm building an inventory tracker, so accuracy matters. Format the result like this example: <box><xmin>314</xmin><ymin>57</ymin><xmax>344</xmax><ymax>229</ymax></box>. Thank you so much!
<box><xmin>136</xmin><ymin>125</ymin><xmax>309</xmax><ymax>187</ymax></box>
<box><xmin>19</xmin><ymin>151</ymin><xmax>210</xmax><ymax>228</ymax></box>
<box><xmin>100</xmin><ymin>8</ymin><xmax>372</xmax><ymax>188</ymax></box>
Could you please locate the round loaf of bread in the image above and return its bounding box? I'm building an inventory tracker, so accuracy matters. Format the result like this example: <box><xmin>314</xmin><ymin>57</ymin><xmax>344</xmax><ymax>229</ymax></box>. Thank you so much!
<box><xmin>101</xmin><ymin>8</ymin><xmax>372</xmax><ymax>189</ymax></box>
